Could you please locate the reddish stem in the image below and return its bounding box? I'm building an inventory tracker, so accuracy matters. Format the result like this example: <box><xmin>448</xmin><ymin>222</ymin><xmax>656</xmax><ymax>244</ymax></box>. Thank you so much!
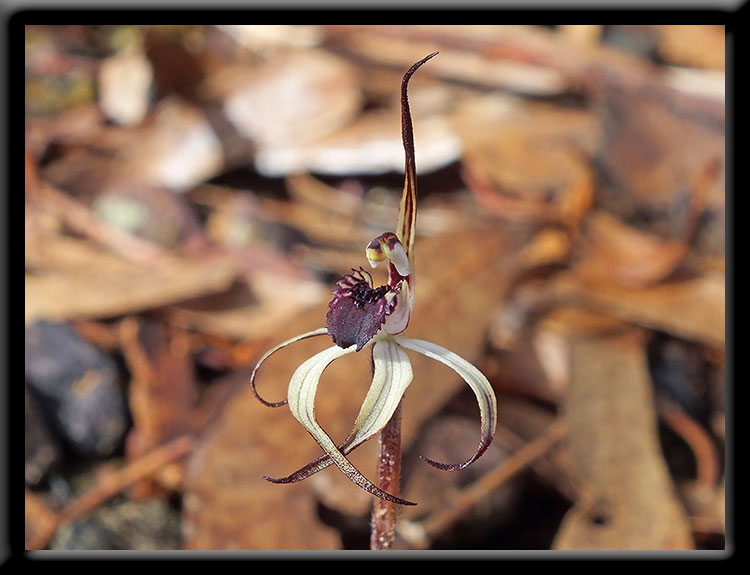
<box><xmin>370</xmin><ymin>401</ymin><xmax>404</xmax><ymax>549</ymax></box>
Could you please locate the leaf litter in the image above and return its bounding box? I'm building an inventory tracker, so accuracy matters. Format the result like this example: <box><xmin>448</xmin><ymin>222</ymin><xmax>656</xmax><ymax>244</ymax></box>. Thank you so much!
<box><xmin>24</xmin><ymin>24</ymin><xmax>726</xmax><ymax>551</ymax></box>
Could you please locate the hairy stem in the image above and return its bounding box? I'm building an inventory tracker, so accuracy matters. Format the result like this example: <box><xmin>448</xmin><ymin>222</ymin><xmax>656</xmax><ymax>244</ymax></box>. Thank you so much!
<box><xmin>370</xmin><ymin>401</ymin><xmax>404</xmax><ymax>550</ymax></box>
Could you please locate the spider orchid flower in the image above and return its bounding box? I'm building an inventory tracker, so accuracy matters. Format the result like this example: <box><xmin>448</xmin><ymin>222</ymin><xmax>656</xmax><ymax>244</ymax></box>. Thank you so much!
<box><xmin>251</xmin><ymin>53</ymin><xmax>497</xmax><ymax>506</ymax></box>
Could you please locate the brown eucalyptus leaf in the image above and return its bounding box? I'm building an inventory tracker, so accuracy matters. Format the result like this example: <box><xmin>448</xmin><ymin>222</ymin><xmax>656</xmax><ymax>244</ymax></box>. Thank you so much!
<box><xmin>255</xmin><ymin>99</ymin><xmax>460</xmax><ymax>178</ymax></box>
<box><xmin>120</xmin><ymin>318</ymin><xmax>198</xmax><ymax>496</ymax></box>
<box><xmin>115</xmin><ymin>97</ymin><xmax>225</xmax><ymax>192</ymax></box>
<box><xmin>202</xmin><ymin>49</ymin><xmax>361</xmax><ymax>149</ymax></box>
<box><xmin>181</xmin><ymin>228</ymin><xmax>519</xmax><ymax>549</ymax></box>
<box><xmin>548</xmin><ymin>270</ymin><xmax>725</xmax><ymax>350</ymax></box>
<box><xmin>648</xmin><ymin>25</ymin><xmax>725</xmax><ymax>70</ymax></box>
<box><xmin>25</xmin><ymin>234</ymin><xmax>236</xmax><ymax>325</ymax></box>
<box><xmin>553</xmin><ymin>329</ymin><xmax>693</xmax><ymax>550</ymax></box>
<box><xmin>595</xmin><ymin>76</ymin><xmax>724</xmax><ymax>220</ymax></box>
<box><xmin>454</xmin><ymin>97</ymin><xmax>597</xmax><ymax>225</ymax></box>
<box><xmin>574</xmin><ymin>211</ymin><xmax>690</xmax><ymax>288</ymax></box>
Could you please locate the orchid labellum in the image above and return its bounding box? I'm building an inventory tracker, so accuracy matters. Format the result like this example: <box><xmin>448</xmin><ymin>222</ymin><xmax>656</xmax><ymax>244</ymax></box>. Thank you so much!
<box><xmin>251</xmin><ymin>53</ymin><xmax>497</xmax><ymax>506</ymax></box>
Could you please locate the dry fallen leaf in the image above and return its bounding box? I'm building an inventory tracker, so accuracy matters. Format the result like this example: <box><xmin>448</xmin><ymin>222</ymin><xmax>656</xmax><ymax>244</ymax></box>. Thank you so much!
<box><xmin>255</xmin><ymin>101</ymin><xmax>461</xmax><ymax>178</ymax></box>
<box><xmin>120</xmin><ymin>317</ymin><xmax>198</xmax><ymax>496</ymax></box>
<box><xmin>454</xmin><ymin>97</ymin><xmax>597</xmax><ymax>226</ymax></box>
<box><xmin>25</xmin><ymin>234</ymin><xmax>236</xmax><ymax>325</ymax></box>
<box><xmin>24</xmin><ymin>25</ymin><xmax>725</xmax><ymax>551</ymax></box>
<box><xmin>553</xmin><ymin>328</ymin><xmax>694</xmax><ymax>550</ymax></box>
<box><xmin>116</xmin><ymin>97</ymin><xmax>225</xmax><ymax>192</ymax></box>
<box><xmin>547</xmin><ymin>270</ymin><xmax>725</xmax><ymax>350</ymax></box>
<box><xmin>573</xmin><ymin>211</ymin><xmax>690</xmax><ymax>288</ymax></box>
<box><xmin>201</xmin><ymin>48</ymin><xmax>362</xmax><ymax>171</ymax></box>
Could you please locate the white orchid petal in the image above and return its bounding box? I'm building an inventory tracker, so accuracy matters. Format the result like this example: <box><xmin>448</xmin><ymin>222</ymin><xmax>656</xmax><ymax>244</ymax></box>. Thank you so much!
<box><xmin>284</xmin><ymin>342</ymin><xmax>416</xmax><ymax>505</ymax></box>
<box><xmin>250</xmin><ymin>327</ymin><xmax>329</xmax><ymax>407</ymax></box>
<box><xmin>261</xmin><ymin>338</ymin><xmax>413</xmax><ymax>484</ymax></box>
<box><xmin>397</xmin><ymin>337</ymin><xmax>497</xmax><ymax>470</ymax></box>
<box><xmin>348</xmin><ymin>339</ymin><xmax>413</xmax><ymax>448</ymax></box>
<box><xmin>287</xmin><ymin>343</ymin><xmax>355</xmax><ymax>428</ymax></box>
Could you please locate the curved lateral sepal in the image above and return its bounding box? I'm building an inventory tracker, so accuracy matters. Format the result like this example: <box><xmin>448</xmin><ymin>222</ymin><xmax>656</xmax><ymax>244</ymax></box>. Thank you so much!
<box><xmin>262</xmin><ymin>339</ymin><xmax>414</xmax><ymax>487</ymax></box>
<box><xmin>283</xmin><ymin>342</ymin><xmax>416</xmax><ymax>506</ymax></box>
<box><xmin>250</xmin><ymin>327</ymin><xmax>330</xmax><ymax>407</ymax></box>
<box><xmin>398</xmin><ymin>337</ymin><xmax>497</xmax><ymax>471</ymax></box>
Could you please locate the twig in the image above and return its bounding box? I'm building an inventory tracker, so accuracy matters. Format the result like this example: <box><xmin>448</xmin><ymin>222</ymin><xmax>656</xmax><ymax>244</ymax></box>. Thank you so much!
<box><xmin>59</xmin><ymin>435</ymin><xmax>194</xmax><ymax>523</ymax></box>
<box><xmin>492</xmin><ymin>424</ymin><xmax>577</xmax><ymax>502</ymax></box>
<box><xmin>37</xmin><ymin>181</ymin><xmax>173</xmax><ymax>264</ymax></box>
<box><xmin>657</xmin><ymin>397</ymin><xmax>720</xmax><ymax>488</ymax></box>
<box><xmin>26</xmin><ymin>435</ymin><xmax>194</xmax><ymax>550</ymax></box>
<box><xmin>413</xmin><ymin>419</ymin><xmax>566</xmax><ymax>547</ymax></box>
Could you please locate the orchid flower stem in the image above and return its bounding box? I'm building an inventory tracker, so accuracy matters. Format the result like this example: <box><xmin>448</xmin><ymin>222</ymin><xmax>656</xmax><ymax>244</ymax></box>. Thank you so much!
<box><xmin>370</xmin><ymin>401</ymin><xmax>404</xmax><ymax>550</ymax></box>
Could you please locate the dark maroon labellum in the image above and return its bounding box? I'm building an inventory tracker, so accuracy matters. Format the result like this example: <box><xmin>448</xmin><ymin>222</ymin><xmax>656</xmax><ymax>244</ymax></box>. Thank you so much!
<box><xmin>326</xmin><ymin>269</ymin><xmax>394</xmax><ymax>351</ymax></box>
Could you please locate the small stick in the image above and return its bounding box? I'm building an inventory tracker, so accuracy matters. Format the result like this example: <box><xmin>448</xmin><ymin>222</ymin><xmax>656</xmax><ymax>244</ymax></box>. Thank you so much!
<box><xmin>27</xmin><ymin>435</ymin><xmax>194</xmax><ymax>550</ymax></box>
<box><xmin>37</xmin><ymin>181</ymin><xmax>172</xmax><ymax>264</ymax></box>
<box><xmin>59</xmin><ymin>435</ymin><xmax>194</xmax><ymax>523</ymax></box>
<box><xmin>418</xmin><ymin>420</ymin><xmax>566</xmax><ymax>545</ymax></box>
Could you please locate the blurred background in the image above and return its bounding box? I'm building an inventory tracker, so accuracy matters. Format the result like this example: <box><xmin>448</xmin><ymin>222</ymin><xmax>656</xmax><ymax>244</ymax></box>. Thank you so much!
<box><xmin>25</xmin><ymin>25</ymin><xmax>725</xmax><ymax>551</ymax></box>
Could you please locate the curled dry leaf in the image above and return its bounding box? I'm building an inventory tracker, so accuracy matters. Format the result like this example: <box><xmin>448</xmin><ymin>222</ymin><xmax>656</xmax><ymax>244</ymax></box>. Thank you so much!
<box><xmin>455</xmin><ymin>97</ymin><xmax>597</xmax><ymax>226</ymax></box>
<box><xmin>256</xmin><ymin>104</ymin><xmax>461</xmax><ymax>178</ymax></box>
<box><xmin>116</xmin><ymin>97</ymin><xmax>225</xmax><ymax>192</ymax></box>
<box><xmin>573</xmin><ymin>211</ymin><xmax>690</xmax><ymax>288</ymax></box>
<box><xmin>202</xmin><ymin>49</ymin><xmax>361</xmax><ymax>152</ymax></box>
<box><xmin>572</xmin><ymin>156</ymin><xmax>718</xmax><ymax>288</ymax></box>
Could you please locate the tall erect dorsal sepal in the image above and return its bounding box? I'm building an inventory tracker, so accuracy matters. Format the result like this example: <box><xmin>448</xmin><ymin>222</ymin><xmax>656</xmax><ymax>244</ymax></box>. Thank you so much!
<box><xmin>397</xmin><ymin>51</ymin><xmax>439</xmax><ymax>274</ymax></box>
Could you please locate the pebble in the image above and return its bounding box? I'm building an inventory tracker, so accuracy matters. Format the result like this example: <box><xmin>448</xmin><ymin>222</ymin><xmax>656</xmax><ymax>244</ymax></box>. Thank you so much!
<box><xmin>49</xmin><ymin>497</ymin><xmax>181</xmax><ymax>550</ymax></box>
<box><xmin>25</xmin><ymin>320</ymin><xmax>129</xmax><ymax>458</ymax></box>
